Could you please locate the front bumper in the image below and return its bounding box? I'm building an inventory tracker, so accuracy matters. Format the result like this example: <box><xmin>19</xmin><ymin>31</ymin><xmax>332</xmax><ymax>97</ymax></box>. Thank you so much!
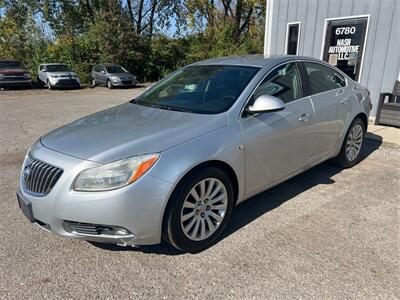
<box><xmin>0</xmin><ymin>79</ymin><xmax>32</xmax><ymax>87</ymax></box>
<box><xmin>50</xmin><ymin>78</ymin><xmax>80</xmax><ymax>88</ymax></box>
<box><xmin>111</xmin><ymin>79</ymin><xmax>137</xmax><ymax>87</ymax></box>
<box><xmin>17</xmin><ymin>143</ymin><xmax>173</xmax><ymax>246</ymax></box>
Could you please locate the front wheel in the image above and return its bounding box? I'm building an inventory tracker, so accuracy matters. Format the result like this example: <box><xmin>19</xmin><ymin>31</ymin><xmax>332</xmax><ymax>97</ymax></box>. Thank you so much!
<box><xmin>334</xmin><ymin>117</ymin><xmax>366</xmax><ymax>168</ymax></box>
<box><xmin>107</xmin><ymin>80</ymin><xmax>113</xmax><ymax>89</ymax></box>
<box><xmin>47</xmin><ymin>80</ymin><xmax>53</xmax><ymax>90</ymax></box>
<box><xmin>163</xmin><ymin>167</ymin><xmax>234</xmax><ymax>253</ymax></box>
<box><xmin>91</xmin><ymin>78</ymin><xmax>96</xmax><ymax>87</ymax></box>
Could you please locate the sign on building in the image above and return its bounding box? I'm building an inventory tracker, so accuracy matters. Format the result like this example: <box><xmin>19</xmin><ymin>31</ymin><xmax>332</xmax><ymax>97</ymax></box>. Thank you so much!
<box><xmin>322</xmin><ymin>17</ymin><xmax>368</xmax><ymax>81</ymax></box>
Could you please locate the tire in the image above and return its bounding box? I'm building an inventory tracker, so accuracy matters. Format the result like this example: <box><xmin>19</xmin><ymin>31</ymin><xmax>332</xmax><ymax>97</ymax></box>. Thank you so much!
<box><xmin>107</xmin><ymin>80</ymin><xmax>113</xmax><ymax>89</ymax></box>
<box><xmin>92</xmin><ymin>78</ymin><xmax>96</xmax><ymax>87</ymax></box>
<box><xmin>334</xmin><ymin>117</ymin><xmax>366</xmax><ymax>168</ymax></box>
<box><xmin>163</xmin><ymin>167</ymin><xmax>235</xmax><ymax>253</ymax></box>
<box><xmin>47</xmin><ymin>80</ymin><xmax>53</xmax><ymax>90</ymax></box>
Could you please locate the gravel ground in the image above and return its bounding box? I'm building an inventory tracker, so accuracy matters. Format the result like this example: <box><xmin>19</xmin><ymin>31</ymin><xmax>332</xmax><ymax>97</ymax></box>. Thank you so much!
<box><xmin>0</xmin><ymin>88</ymin><xmax>399</xmax><ymax>299</ymax></box>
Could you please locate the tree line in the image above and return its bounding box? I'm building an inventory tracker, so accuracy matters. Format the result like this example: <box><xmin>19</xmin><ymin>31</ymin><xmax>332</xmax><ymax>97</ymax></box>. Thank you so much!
<box><xmin>0</xmin><ymin>0</ymin><xmax>265</xmax><ymax>83</ymax></box>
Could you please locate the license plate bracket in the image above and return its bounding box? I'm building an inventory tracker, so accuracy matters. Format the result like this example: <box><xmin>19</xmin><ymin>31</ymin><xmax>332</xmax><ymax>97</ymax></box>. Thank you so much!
<box><xmin>17</xmin><ymin>192</ymin><xmax>35</xmax><ymax>223</ymax></box>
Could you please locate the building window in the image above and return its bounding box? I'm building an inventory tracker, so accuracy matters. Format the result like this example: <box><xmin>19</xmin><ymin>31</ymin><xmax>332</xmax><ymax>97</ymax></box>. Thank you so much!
<box><xmin>322</xmin><ymin>16</ymin><xmax>369</xmax><ymax>82</ymax></box>
<box><xmin>286</xmin><ymin>23</ymin><xmax>300</xmax><ymax>55</ymax></box>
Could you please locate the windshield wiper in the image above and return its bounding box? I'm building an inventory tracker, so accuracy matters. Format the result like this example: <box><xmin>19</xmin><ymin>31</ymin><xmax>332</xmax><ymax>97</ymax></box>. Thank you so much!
<box><xmin>156</xmin><ymin>104</ymin><xmax>193</xmax><ymax>113</ymax></box>
<box><xmin>130</xmin><ymin>99</ymin><xmax>193</xmax><ymax>113</ymax></box>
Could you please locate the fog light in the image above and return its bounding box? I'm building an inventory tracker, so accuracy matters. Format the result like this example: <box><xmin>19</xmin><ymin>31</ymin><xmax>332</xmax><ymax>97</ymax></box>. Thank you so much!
<box><xmin>115</xmin><ymin>228</ymin><xmax>129</xmax><ymax>236</ymax></box>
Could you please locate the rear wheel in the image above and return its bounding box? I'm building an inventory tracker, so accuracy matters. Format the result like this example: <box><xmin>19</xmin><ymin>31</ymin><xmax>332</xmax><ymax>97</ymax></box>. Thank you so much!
<box><xmin>163</xmin><ymin>167</ymin><xmax>234</xmax><ymax>253</ymax></box>
<box><xmin>334</xmin><ymin>117</ymin><xmax>366</xmax><ymax>168</ymax></box>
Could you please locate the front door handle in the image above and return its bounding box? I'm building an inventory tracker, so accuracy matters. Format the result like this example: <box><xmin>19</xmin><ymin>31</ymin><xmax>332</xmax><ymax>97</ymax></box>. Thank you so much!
<box><xmin>336</xmin><ymin>89</ymin><xmax>344</xmax><ymax>96</ymax></box>
<box><xmin>299</xmin><ymin>113</ymin><xmax>309</xmax><ymax>122</ymax></box>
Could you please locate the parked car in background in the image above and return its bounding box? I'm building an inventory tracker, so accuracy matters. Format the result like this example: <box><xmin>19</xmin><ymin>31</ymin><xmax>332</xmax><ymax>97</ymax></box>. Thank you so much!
<box><xmin>38</xmin><ymin>63</ymin><xmax>80</xmax><ymax>90</ymax></box>
<box><xmin>91</xmin><ymin>64</ymin><xmax>137</xmax><ymax>88</ymax></box>
<box><xmin>17</xmin><ymin>55</ymin><xmax>372</xmax><ymax>253</ymax></box>
<box><xmin>0</xmin><ymin>59</ymin><xmax>32</xmax><ymax>89</ymax></box>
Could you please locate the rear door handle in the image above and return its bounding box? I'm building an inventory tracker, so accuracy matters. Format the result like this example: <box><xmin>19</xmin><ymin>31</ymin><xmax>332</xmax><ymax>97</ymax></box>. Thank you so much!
<box><xmin>299</xmin><ymin>113</ymin><xmax>309</xmax><ymax>122</ymax></box>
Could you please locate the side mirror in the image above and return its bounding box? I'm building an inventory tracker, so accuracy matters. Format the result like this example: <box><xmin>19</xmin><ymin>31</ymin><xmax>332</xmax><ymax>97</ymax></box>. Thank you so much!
<box><xmin>101</xmin><ymin>70</ymin><xmax>106</xmax><ymax>74</ymax></box>
<box><xmin>246</xmin><ymin>94</ymin><xmax>285</xmax><ymax>114</ymax></box>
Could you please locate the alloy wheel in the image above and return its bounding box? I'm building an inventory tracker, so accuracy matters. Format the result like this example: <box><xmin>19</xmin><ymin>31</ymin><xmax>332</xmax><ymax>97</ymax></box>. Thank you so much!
<box><xmin>180</xmin><ymin>178</ymin><xmax>228</xmax><ymax>241</ymax></box>
<box><xmin>346</xmin><ymin>124</ymin><xmax>363</xmax><ymax>161</ymax></box>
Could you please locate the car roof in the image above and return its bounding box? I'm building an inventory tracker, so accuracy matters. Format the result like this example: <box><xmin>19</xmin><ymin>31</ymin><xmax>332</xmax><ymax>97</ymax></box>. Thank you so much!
<box><xmin>190</xmin><ymin>54</ymin><xmax>323</xmax><ymax>68</ymax></box>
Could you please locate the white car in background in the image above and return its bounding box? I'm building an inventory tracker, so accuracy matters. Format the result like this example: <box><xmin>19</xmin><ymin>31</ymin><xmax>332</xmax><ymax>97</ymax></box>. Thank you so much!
<box><xmin>38</xmin><ymin>63</ymin><xmax>81</xmax><ymax>89</ymax></box>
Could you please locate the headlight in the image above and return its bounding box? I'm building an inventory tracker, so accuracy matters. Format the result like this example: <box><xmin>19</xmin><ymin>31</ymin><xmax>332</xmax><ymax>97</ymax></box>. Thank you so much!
<box><xmin>73</xmin><ymin>154</ymin><xmax>159</xmax><ymax>191</ymax></box>
<box><xmin>23</xmin><ymin>73</ymin><xmax>30</xmax><ymax>79</ymax></box>
<box><xmin>50</xmin><ymin>74</ymin><xmax>59</xmax><ymax>78</ymax></box>
<box><xmin>110</xmin><ymin>76</ymin><xmax>120</xmax><ymax>82</ymax></box>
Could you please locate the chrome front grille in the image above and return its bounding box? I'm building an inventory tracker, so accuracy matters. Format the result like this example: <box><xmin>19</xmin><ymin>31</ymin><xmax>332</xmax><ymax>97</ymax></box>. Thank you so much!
<box><xmin>22</xmin><ymin>153</ymin><xmax>63</xmax><ymax>196</ymax></box>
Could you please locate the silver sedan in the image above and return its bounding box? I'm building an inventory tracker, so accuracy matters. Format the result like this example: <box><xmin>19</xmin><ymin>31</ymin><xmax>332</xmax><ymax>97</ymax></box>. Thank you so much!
<box><xmin>17</xmin><ymin>55</ymin><xmax>372</xmax><ymax>252</ymax></box>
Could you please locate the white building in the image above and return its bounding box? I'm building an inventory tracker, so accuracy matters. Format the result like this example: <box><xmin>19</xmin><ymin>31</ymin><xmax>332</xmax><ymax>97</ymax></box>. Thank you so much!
<box><xmin>264</xmin><ymin>0</ymin><xmax>400</xmax><ymax>117</ymax></box>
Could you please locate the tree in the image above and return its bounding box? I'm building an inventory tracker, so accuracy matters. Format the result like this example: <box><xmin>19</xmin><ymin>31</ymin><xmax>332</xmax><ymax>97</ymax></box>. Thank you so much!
<box><xmin>0</xmin><ymin>0</ymin><xmax>265</xmax><ymax>83</ymax></box>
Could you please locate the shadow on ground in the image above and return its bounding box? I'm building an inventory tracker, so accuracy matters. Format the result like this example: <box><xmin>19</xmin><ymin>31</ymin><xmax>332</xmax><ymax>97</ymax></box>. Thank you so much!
<box><xmin>90</xmin><ymin>137</ymin><xmax>382</xmax><ymax>255</ymax></box>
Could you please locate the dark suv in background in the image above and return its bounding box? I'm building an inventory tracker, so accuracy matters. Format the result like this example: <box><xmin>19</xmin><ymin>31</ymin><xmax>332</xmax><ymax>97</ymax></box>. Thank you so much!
<box><xmin>0</xmin><ymin>59</ymin><xmax>32</xmax><ymax>89</ymax></box>
<box><xmin>91</xmin><ymin>64</ymin><xmax>137</xmax><ymax>88</ymax></box>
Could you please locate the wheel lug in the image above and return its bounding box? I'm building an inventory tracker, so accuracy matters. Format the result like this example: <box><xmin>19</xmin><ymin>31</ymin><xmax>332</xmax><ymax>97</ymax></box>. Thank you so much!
<box><xmin>204</xmin><ymin>199</ymin><xmax>208</xmax><ymax>203</ymax></box>
<box><xmin>196</xmin><ymin>210</ymin><xmax>200</xmax><ymax>215</ymax></box>
<box><xmin>206</xmin><ymin>206</ymin><xmax>210</xmax><ymax>210</ymax></box>
<box><xmin>201</xmin><ymin>213</ymin><xmax>205</xmax><ymax>218</ymax></box>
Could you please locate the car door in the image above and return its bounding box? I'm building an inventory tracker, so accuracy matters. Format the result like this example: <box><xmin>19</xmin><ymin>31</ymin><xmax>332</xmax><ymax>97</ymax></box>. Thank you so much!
<box><xmin>240</xmin><ymin>62</ymin><xmax>315</xmax><ymax>196</ymax></box>
<box><xmin>92</xmin><ymin>65</ymin><xmax>100</xmax><ymax>83</ymax></box>
<box><xmin>99</xmin><ymin>65</ymin><xmax>108</xmax><ymax>85</ymax></box>
<box><xmin>301</xmin><ymin>62</ymin><xmax>349</xmax><ymax>161</ymax></box>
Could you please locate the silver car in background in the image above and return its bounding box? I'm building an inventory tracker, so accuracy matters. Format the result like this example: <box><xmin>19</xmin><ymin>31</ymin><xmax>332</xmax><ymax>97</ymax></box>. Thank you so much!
<box><xmin>17</xmin><ymin>55</ymin><xmax>372</xmax><ymax>252</ymax></box>
<box><xmin>38</xmin><ymin>63</ymin><xmax>81</xmax><ymax>89</ymax></box>
<box><xmin>91</xmin><ymin>64</ymin><xmax>137</xmax><ymax>88</ymax></box>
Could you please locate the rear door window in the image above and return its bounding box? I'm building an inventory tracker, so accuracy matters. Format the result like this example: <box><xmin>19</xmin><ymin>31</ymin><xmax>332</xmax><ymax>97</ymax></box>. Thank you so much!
<box><xmin>303</xmin><ymin>62</ymin><xmax>346</xmax><ymax>95</ymax></box>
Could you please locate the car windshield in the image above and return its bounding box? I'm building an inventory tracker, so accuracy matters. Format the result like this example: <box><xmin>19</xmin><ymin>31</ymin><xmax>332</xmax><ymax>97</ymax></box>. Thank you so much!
<box><xmin>46</xmin><ymin>64</ymin><xmax>70</xmax><ymax>72</ymax></box>
<box><xmin>0</xmin><ymin>61</ymin><xmax>22</xmax><ymax>69</ymax></box>
<box><xmin>133</xmin><ymin>65</ymin><xmax>260</xmax><ymax>114</ymax></box>
<box><xmin>106</xmin><ymin>65</ymin><xmax>126</xmax><ymax>73</ymax></box>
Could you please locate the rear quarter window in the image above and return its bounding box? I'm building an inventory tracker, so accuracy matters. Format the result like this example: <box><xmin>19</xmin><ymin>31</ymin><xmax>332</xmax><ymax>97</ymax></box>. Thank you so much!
<box><xmin>303</xmin><ymin>62</ymin><xmax>346</xmax><ymax>95</ymax></box>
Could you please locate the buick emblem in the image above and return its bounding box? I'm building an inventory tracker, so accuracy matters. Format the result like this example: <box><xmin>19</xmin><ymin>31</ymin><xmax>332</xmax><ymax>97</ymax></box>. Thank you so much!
<box><xmin>23</xmin><ymin>164</ymin><xmax>31</xmax><ymax>181</ymax></box>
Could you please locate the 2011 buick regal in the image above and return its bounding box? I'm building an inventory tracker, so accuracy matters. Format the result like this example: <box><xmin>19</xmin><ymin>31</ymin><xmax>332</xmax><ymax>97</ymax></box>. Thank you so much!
<box><xmin>17</xmin><ymin>55</ymin><xmax>372</xmax><ymax>252</ymax></box>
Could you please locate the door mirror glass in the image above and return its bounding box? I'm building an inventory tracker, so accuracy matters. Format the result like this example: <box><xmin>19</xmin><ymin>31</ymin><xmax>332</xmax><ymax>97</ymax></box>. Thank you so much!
<box><xmin>101</xmin><ymin>70</ymin><xmax>106</xmax><ymax>74</ymax></box>
<box><xmin>247</xmin><ymin>95</ymin><xmax>285</xmax><ymax>114</ymax></box>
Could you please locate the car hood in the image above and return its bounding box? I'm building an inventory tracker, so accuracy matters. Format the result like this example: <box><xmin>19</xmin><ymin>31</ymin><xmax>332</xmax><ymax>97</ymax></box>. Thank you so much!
<box><xmin>47</xmin><ymin>71</ymin><xmax>77</xmax><ymax>76</ymax></box>
<box><xmin>40</xmin><ymin>102</ymin><xmax>227</xmax><ymax>163</ymax></box>
<box><xmin>0</xmin><ymin>68</ymin><xmax>29</xmax><ymax>75</ymax></box>
<box><xmin>109</xmin><ymin>72</ymin><xmax>133</xmax><ymax>78</ymax></box>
